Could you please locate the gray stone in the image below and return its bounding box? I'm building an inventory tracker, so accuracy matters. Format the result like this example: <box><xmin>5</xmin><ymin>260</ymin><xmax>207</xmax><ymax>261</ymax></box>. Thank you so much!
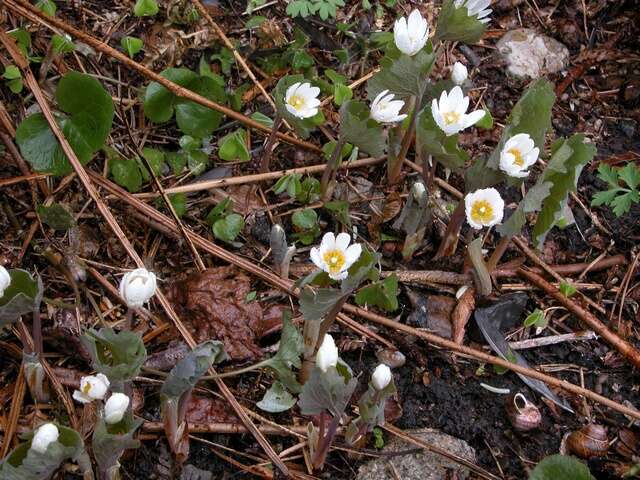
<box><xmin>357</xmin><ymin>428</ymin><xmax>476</xmax><ymax>480</ymax></box>
<box><xmin>496</xmin><ymin>28</ymin><xmax>570</xmax><ymax>79</ymax></box>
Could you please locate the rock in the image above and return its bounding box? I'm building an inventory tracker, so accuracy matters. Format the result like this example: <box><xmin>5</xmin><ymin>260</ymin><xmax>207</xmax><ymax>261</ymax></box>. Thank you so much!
<box><xmin>357</xmin><ymin>428</ymin><xmax>476</xmax><ymax>480</ymax></box>
<box><xmin>496</xmin><ymin>29</ymin><xmax>570</xmax><ymax>79</ymax></box>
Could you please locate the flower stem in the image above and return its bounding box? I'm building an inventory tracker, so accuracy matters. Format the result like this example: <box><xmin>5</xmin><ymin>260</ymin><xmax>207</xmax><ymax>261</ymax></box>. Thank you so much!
<box><xmin>434</xmin><ymin>200</ymin><xmax>466</xmax><ymax>259</ymax></box>
<box><xmin>259</xmin><ymin>114</ymin><xmax>282</xmax><ymax>173</ymax></box>
<box><xmin>387</xmin><ymin>92</ymin><xmax>421</xmax><ymax>185</ymax></box>
<box><xmin>320</xmin><ymin>137</ymin><xmax>346</xmax><ymax>202</ymax></box>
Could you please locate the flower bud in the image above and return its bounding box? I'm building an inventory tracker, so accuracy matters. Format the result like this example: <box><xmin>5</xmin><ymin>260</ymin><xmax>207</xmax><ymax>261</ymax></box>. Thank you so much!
<box><xmin>451</xmin><ymin>62</ymin><xmax>468</xmax><ymax>85</ymax></box>
<box><xmin>31</xmin><ymin>423</ymin><xmax>59</xmax><ymax>453</ymax></box>
<box><xmin>73</xmin><ymin>373</ymin><xmax>110</xmax><ymax>404</ymax></box>
<box><xmin>104</xmin><ymin>393</ymin><xmax>130</xmax><ymax>424</ymax></box>
<box><xmin>315</xmin><ymin>334</ymin><xmax>338</xmax><ymax>372</ymax></box>
<box><xmin>371</xmin><ymin>364</ymin><xmax>392</xmax><ymax>390</ymax></box>
<box><xmin>119</xmin><ymin>268</ymin><xmax>157</xmax><ymax>308</ymax></box>
<box><xmin>0</xmin><ymin>266</ymin><xmax>10</xmax><ymax>298</ymax></box>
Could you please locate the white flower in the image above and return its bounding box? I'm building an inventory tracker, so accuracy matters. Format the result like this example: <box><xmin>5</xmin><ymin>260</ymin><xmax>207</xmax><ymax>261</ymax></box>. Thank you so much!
<box><xmin>316</xmin><ymin>334</ymin><xmax>339</xmax><ymax>372</ymax></box>
<box><xmin>104</xmin><ymin>393</ymin><xmax>130</xmax><ymax>424</ymax></box>
<box><xmin>284</xmin><ymin>82</ymin><xmax>320</xmax><ymax>119</ymax></box>
<box><xmin>371</xmin><ymin>364</ymin><xmax>392</xmax><ymax>390</ymax></box>
<box><xmin>0</xmin><ymin>266</ymin><xmax>10</xmax><ymax>298</ymax></box>
<box><xmin>119</xmin><ymin>268</ymin><xmax>157</xmax><ymax>308</ymax></box>
<box><xmin>464</xmin><ymin>188</ymin><xmax>504</xmax><ymax>229</ymax></box>
<box><xmin>499</xmin><ymin>133</ymin><xmax>539</xmax><ymax>178</ymax></box>
<box><xmin>393</xmin><ymin>10</ymin><xmax>429</xmax><ymax>56</ymax></box>
<box><xmin>432</xmin><ymin>86</ymin><xmax>485</xmax><ymax>136</ymax></box>
<box><xmin>310</xmin><ymin>232</ymin><xmax>362</xmax><ymax>281</ymax></box>
<box><xmin>451</xmin><ymin>62</ymin><xmax>468</xmax><ymax>85</ymax></box>
<box><xmin>370</xmin><ymin>90</ymin><xmax>408</xmax><ymax>124</ymax></box>
<box><xmin>72</xmin><ymin>373</ymin><xmax>110</xmax><ymax>404</ymax></box>
<box><xmin>31</xmin><ymin>423</ymin><xmax>59</xmax><ymax>454</ymax></box>
<box><xmin>455</xmin><ymin>0</ymin><xmax>492</xmax><ymax>23</ymax></box>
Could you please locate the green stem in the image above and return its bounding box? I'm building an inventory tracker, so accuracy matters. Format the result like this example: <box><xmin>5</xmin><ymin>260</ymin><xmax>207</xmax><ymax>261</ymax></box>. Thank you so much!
<box><xmin>320</xmin><ymin>138</ymin><xmax>346</xmax><ymax>202</ymax></box>
<box><xmin>259</xmin><ymin>114</ymin><xmax>282</xmax><ymax>173</ymax></box>
<box><xmin>387</xmin><ymin>91</ymin><xmax>422</xmax><ymax>185</ymax></box>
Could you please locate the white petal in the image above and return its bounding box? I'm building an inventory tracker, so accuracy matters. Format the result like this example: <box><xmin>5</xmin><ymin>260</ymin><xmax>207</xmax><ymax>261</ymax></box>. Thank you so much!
<box><xmin>285</xmin><ymin>82</ymin><xmax>301</xmax><ymax>101</ymax></box>
<box><xmin>448</xmin><ymin>86</ymin><xmax>464</xmax><ymax>107</ymax></box>
<box><xmin>330</xmin><ymin>270</ymin><xmax>349</xmax><ymax>281</ymax></box>
<box><xmin>335</xmin><ymin>232</ymin><xmax>351</xmax><ymax>251</ymax></box>
<box><xmin>319</xmin><ymin>232</ymin><xmax>336</xmax><ymax>254</ymax></box>
<box><xmin>73</xmin><ymin>390</ymin><xmax>91</xmax><ymax>404</ymax></box>
<box><xmin>310</xmin><ymin>247</ymin><xmax>324</xmax><ymax>270</ymax></box>
<box><xmin>462</xmin><ymin>109</ymin><xmax>486</xmax><ymax>128</ymax></box>
<box><xmin>343</xmin><ymin>243</ymin><xmax>362</xmax><ymax>268</ymax></box>
<box><xmin>371</xmin><ymin>89</ymin><xmax>388</xmax><ymax>109</ymax></box>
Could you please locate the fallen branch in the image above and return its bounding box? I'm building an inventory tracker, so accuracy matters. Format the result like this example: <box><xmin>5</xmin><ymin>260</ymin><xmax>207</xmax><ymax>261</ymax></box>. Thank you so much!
<box><xmin>518</xmin><ymin>268</ymin><xmax>640</xmax><ymax>369</ymax></box>
<box><xmin>509</xmin><ymin>331</ymin><xmax>597</xmax><ymax>350</ymax></box>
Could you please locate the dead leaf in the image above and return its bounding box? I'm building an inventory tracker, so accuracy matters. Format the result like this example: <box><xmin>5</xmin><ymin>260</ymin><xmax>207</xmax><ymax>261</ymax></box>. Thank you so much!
<box><xmin>185</xmin><ymin>396</ymin><xmax>239</xmax><ymax>424</ymax></box>
<box><xmin>145</xmin><ymin>342</ymin><xmax>190</xmax><ymax>371</ymax></box>
<box><xmin>167</xmin><ymin>267</ymin><xmax>265</xmax><ymax>362</ymax></box>
<box><xmin>406</xmin><ymin>290</ymin><xmax>456</xmax><ymax>339</ymax></box>
<box><xmin>451</xmin><ymin>287</ymin><xmax>476</xmax><ymax>345</ymax></box>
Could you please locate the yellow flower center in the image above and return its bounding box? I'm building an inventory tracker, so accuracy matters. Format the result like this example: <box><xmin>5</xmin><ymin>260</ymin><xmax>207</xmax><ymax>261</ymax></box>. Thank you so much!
<box><xmin>470</xmin><ymin>200</ymin><xmax>494</xmax><ymax>224</ymax></box>
<box><xmin>323</xmin><ymin>249</ymin><xmax>346</xmax><ymax>275</ymax></box>
<box><xmin>443</xmin><ymin>111</ymin><xmax>460</xmax><ymax>125</ymax></box>
<box><xmin>508</xmin><ymin>147</ymin><xmax>524</xmax><ymax>167</ymax></box>
<box><xmin>287</xmin><ymin>95</ymin><xmax>305</xmax><ymax>110</ymax></box>
<box><xmin>82</xmin><ymin>383</ymin><xmax>92</xmax><ymax>394</ymax></box>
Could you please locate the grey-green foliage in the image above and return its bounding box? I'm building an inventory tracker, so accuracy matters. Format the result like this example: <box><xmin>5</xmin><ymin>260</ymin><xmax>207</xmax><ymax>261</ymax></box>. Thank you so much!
<box><xmin>339</xmin><ymin>100</ymin><xmax>386</xmax><ymax>157</ymax></box>
<box><xmin>528</xmin><ymin>455</ymin><xmax>594</xmax><ymax>480</ymax></box>
<box><xmin>0</xmin><ymin>269</ymin><xmax>43</xmax><ymax>326</ymax></box>
<box><xmin>93</xmin><ymin>412</ymin><xmax>142</xmax><ymax>478</ymax></box>
<box><xmin>80</xmin><ymin>328</ymin><xmax>147</xmax><ymax>383</ymax></box>
<box><xmin>298</xmin><ymin>362</ymin><xmax>357</xmax><ymax>417</ymax></box>
<box><xmin>0</xmin><ymin>425</ymin><xmax>91</xmax><ymax>480</ymax></box>
<box><xmin>434</xmin><ymin>0</ymin><xmax>488</xmax><ymax>43</ymax></box>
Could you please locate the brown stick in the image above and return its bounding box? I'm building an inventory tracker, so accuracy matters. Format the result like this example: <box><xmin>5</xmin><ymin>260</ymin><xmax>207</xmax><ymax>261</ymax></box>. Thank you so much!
<box><xmin>135</xmin><ymin>156</ymin><xmax>384</xmax><ymax>197</ymax></box>
<box><xmin>89</xmin><ymin>172</ymin><xmax>640</xmax><ymax>420</ymax></box>
<box><xmin>4</xmin><ymin>0</ymin><xmax>320</xmax><ymax>154</ymax></box>
<box><xmin>518</xmin><ymin>268</ymin><xmax>640</xmax><ymax>369</ymax></box>
<box><xmin>0</xmin><ymin>29</ymin><xmax>289</xmax><ymax>476</ymax></box>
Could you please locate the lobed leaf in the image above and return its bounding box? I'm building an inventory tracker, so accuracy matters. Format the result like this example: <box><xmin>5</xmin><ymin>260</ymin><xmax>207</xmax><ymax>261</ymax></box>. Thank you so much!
<box><xmin>338</xmin><ymin>100</ymin><xmax>385</xmax><ymax>157</ymax></box>
<box><xmin>0</xmin><ymin>269</ymin><xmax>43</xmax><ymax>325</ymax></box>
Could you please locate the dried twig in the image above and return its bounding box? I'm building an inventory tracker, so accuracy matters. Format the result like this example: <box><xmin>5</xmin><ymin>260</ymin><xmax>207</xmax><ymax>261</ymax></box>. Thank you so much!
<box><xmin>508</xmin><ymin>331</ymin><xmax>597</xmax><ymax>350</ymax></box>
<box><xmin>518</xmin><ymin>268</ymin><xmax>640</xmax><ymax>369</ymax></box>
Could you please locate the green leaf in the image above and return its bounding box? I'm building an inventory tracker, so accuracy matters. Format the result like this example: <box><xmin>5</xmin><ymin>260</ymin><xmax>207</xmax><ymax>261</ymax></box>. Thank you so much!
<box><xmin>324</xmin><ymin>200</ymin><xmax>350</xmax><ymax>226</ymax></box>
<box><xmin>523</xmin><ymin>309</ymin><xmax>546</xmax><ymax>328</ymax></box>
<box><xmin>291</xmin><ymin>50</ymin><xmax>314</xmax><ymax>71</ymax></box>
<box><xmin>297</xmin><ymin>177</ymin><xmax>321</xmax><ymax>204</ymax></box>
<box><xmin>434</xmin><ymin>0</ymin><xmax>487</xmax><ymax>43</ymax></box>
<box><xmin>261</xmin><ymin>310</ymin><xmax>303</xmax><ymax>393</ymax></box>
<box><xmin>161</xmin><ymin>341</ymin><xmax>226</xmax><ymax>398</ymax></box>
<box><xmin>532</xmin><ymin>135</ymin><xmax>596</xmax><ymax>249</ymax></box>
<box><xmin>475</xmin><ymin>108</ymin><xmax>493</xmax><ymax>129</ymax></box>
<box><xmin>559</xmin><ymin>282</ymin><xmax>577</xmax><ymax>298</ymax></box>
<box><xmin>298</xmin><ymin>363</ymin><xmax>357</xmax><ymax>417</ymax></box>
<box><xmin>110</xmin><ymin>156</ymin><xmax>142</xmax><ymax>192</ymax></box>
<box><xmin>213</xmin><ymin>213</ymin><xmax>244</xmax><ymax>243</ymax></box>
<box><xmin>165</xmin><ymin>151</ymin><xmax>187</xmax><ymax>175</ymax></box>
<box><xmin>611</xmin><ymin>191</ymin><xmax>639</xmax><ymax>217</ymax></box>
<box><xmin>591</xmin><ymin>188</ymin><xmax>622</xmax><ymax>207</ymax></box>
<box><xmin>497</xmin><ymin>181</ymin><xmax>552</xmax><ymax>237</ymax></box>
<box><xmin>51</xmin><ymin>34</ymin><xmax>74</xmax><ymax>54</ymax></box>
<box><xmin>185</xmin><ymin>149</ymin><xmax>209</xmax><ymax>175</ymax></box>
<box><xmin>619</xmin><ymin>163</ymin><xmax>640</xmax><ymax>190</ymax></box>
<box><xmin>366</xmin><ymin>43</ymin><xmax>437</xmax><ymax>99</ymax></box>
<box><xmin>245</xmin><ymin>16</ymin><xmax>266</xmax><ymax>28</ymax></box>
<box><xmin>0</xmin><ymin>270</ymin><xmax>43</xmax><ymax>325</ymax></box>
<box><xmin>92</xmin><ymin>414</ymin><xmax>142</xmax><ymax>477</ymax></box>
<box><xmin>3</xmin><ymin>65</ymin><xmax>21</xmax><ymax>80</ymax></box>
<box><xmin>245</xmin><ymin>291</ymin><xmax>257</xmax><ymax>303</ymax></box>
<box><xmin>339</xmin><ymin>100</ymin><xmax>385</xmax><ymax>157</ymax></box>
<box><xmin>250</xmin><ymin>112</ymin><xmax>274</xmax><ymax>128</ymax></box>
<box><xmin>257</xmin><ymin>381</ymin><xmax>297</xmax><ymax>412</ymax></box>
<box><xmin>487</xmin><ymin>79</ymin><xmax>555</xmax><ymax>171</ymax></box>
<box><xmin>299</xmin><ymin>287</ymin><xmax>348</xmax><ymax>321</ymax></box>
<box><xmin>134</xmin><ymin>0</ymin><xmax>159</xmax><ymax>16</ymax></box>
<box><xmin>144</xmin><ymin>68</ymin><xmax>226</xmax><ymax>137</ymax></box>
<box><xmin>35</xmin><ymin>0</ymin><xmax>57</xmax><ymax>16</ymax></box>
<box><xmin>292</xmin><ymin>208</ymin><xmax>318</xmax><ymax>230</ymax></box>
<box><xmin>273</xmin><ymin>173</ymin><xmax>302</xmax><ymax>197</ymax></box>
<box><xmin>206</xmin><ymin>197</ymin><xmax>233</xmax><ymax>224</ymax></box>
<box><xmin>121</xmin><ymin>36</ymin><xmax>143</xmax><ymax>58</ymax></box>
<box><xmin>333</xmin><ymin>83</ymin><xmax>352</xmax><ymax>106</ymax></box>
<box><xmin>36</xmin><ymin>203</ymin><xmax>75</xmax><ymax>230</ymax></box>
<box><xmin>355</xmin><ymin>274</ymin><xmax>398</xmax><ymax>312</ymax></box>
<box><xmin>416</xmin><ymin>104</ymin><xmax>469</xmax><ymax>171</ymax></box>
<box><xmin>80</xmin><ymin>328</ymin><xmax>147</xmax><ymax>383</ymax></box>
<box><xmin>596</xmin><ymin>163</ymin><xmax>619</xmax><ymax>187</ymax></box>
<box><xmin>529</xmin><ymin>454</ymin><xmax>594</xmax><ymax>480</ymax></box>
<box><xmin>170</xmin><ymin>193</ymin><xmax>187</xmax><ymax>218</ymax></box>
<box><xmin>273</xmin><ymin>75</ymin><xmax>323</xmax><ymax>138</ymax></box>
<box><xmin>16</xmin><ymin>71</ymin><xmax>114</xmax><ymax>176</ymax></box>
<box><xmin>341</xmin><ymin>247</ymin><xmax>380</xmax><ymax>294</ymax></box>
<box><xmin>218</xmin><ymin>129</ymin><xmax>250</xmax><ymax>162</ymax></box>
<box><xmin>0</xmin><ymin>424</ymin><xmax>90</xmax><ymax>480</ymax></box>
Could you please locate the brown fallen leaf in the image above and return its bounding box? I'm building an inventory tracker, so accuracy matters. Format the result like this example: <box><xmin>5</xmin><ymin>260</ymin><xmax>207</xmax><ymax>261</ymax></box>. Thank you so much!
<box><xmin>167</xmin><ymin>267</ymin><xmax>265</xmax><ymax>362</ymax></box>
<box><xmin>451</xmin><ymin>287</ymin><xmax>476</xmax><ymax>345</ymax></box>
<box><xmin>185</xmin><ymin>396</ymin><xmax>239</xmax><ymax>424</ymax></box>
<box><xmin>406</xmin><ymin>290</ymin><xmax>456</xmax><ymax>339</ymax></box>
